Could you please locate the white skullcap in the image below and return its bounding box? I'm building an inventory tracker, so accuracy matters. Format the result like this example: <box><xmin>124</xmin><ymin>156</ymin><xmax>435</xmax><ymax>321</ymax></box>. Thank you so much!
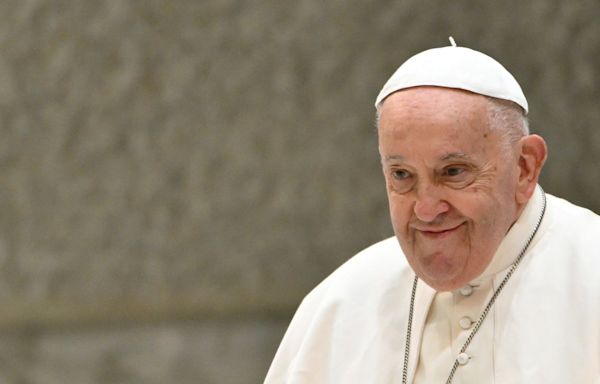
<box><xmin>374</xmin><ymin>38</ymin><xmax>528</xmax><ymax>114</ymax></box>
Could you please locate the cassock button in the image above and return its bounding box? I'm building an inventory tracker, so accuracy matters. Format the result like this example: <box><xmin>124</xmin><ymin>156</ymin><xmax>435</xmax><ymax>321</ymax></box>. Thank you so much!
<box><xmin>459</xmin><ymin>285</ymin><xmax>473</xmax><ymax>296</ymax></box>
<box><xmin>457</xmin><ymin>352</ymin><xmax>470</xmax><ymax>365</ymax></box>
<box><xmin>459</xmin><ymin>316</ymin><xmax>473</xmax><ymax>330</ymax></box>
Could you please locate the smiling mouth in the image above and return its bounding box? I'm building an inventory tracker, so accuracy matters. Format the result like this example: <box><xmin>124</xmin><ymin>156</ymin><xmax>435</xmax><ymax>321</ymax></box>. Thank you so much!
<box><xmin>416</xmin><ymin>223</ymin><xmax>464</xmax><ymax>239</ymax></box>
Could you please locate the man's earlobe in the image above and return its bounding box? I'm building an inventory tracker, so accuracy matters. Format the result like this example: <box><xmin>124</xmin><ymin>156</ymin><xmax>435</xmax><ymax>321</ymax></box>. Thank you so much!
<box><xmin>516</xmin><ymin>134</ymin><xmax>548</xmax><ymax>204</ymax></box>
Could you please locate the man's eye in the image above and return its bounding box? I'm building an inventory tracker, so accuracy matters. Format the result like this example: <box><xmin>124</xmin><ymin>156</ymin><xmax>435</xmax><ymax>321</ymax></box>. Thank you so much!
<box><xmin>392</xmin><ymin>169</ymin><xmax>411</xmax><ymax>180</ymax></box>
<box><xmin>445</xmin><ymin>167</ymin><xmax>465</xmax><ymax>177</ymax></box>
<box><xmin>442</xmin><ymin>165</ymin><xmax>476</xmax><ymax>189</ymax></box>
<box><xmin>389</xmin><ymin>169</ymin><xmax>415</xmax><ymax>193</ymax></box>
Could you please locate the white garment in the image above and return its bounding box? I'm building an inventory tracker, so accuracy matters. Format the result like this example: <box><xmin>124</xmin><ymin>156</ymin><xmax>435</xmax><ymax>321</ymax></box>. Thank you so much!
<box><xmin>264</xmin><ymin>187</ymin><xmax>600</xmax><ymax>383</ymax></box>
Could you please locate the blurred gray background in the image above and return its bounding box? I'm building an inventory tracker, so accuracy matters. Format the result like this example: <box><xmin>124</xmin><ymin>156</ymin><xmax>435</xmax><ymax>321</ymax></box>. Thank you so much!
<box><xmin>0</xmin><ymin>1</ymin><xmax>599</xmax><ymax>383</ymax></box>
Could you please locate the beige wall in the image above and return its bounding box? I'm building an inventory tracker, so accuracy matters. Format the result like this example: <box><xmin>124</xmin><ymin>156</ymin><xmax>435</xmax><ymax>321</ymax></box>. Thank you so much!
<box><xmin>0</xmin><ymin>1</ymin><xmax>598</xmax><ymax>382</ymax></box>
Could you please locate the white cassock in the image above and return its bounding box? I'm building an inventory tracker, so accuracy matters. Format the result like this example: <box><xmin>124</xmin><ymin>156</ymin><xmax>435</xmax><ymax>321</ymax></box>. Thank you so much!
<box><xmin>264</xmin><ymin>186</ymin><xmax>600</xmax><ymax>383</ymax></box>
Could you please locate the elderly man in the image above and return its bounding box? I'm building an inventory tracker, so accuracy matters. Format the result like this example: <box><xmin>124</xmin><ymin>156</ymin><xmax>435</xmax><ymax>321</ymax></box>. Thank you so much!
<box><xmin>264</xmin><ymin>41</ymin><xmax>600</xmax><ymax>383</ymax></box>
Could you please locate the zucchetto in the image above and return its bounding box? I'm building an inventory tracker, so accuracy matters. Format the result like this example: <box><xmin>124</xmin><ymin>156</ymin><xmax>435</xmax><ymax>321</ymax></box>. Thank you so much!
<box><xmin>374</xmin><ymin>39</ymin><xmax>528</xmax><ymax>114</ymax></box>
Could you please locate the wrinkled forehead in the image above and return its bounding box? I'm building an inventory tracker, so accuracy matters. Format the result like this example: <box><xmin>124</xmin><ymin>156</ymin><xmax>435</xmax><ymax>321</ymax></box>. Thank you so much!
<box><xmin>378</xmin><ymin>86</ymin><xmax>492</xmax><ymax>127</ymax></box>
<box><xmin>377</xmin><ymin>88</ymin><xmax>520</xmax><ymax>173</ymax></box>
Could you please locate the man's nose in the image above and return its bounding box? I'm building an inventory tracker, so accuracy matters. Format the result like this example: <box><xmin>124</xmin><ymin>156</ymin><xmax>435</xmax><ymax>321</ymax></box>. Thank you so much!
<box><xmin>413</xmin><ymin>185</ymin><xmax>450</xmax><ymax>223</ymax></box>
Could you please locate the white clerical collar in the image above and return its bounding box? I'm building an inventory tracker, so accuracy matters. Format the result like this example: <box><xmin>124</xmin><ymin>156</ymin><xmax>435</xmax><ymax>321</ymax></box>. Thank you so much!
<box><xmin>470</xmin><ymin>185</ymin><xmax>546</xmax><ymax>285</ymax></box>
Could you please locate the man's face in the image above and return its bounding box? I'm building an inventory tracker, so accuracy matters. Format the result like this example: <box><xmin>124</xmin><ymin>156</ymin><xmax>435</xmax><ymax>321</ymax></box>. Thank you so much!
<box><xmin>378</xmin><ymin>87</ymin><xmax>522</xmax><ymax>291</ymax></box>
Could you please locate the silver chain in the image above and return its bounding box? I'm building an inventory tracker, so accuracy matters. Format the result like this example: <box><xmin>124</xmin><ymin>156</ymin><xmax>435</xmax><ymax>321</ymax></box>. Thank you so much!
<box><xmin>402</xmin><ymin>189</ymin><xmax>547</xmax><ymax>384</ymax></box>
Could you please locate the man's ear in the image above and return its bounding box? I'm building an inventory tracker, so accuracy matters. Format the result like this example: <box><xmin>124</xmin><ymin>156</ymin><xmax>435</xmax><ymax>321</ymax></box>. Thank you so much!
<box><xmin>516</xmin><ymin>134</ymin><xmax>548</xmax><ymax>204</ymax></box>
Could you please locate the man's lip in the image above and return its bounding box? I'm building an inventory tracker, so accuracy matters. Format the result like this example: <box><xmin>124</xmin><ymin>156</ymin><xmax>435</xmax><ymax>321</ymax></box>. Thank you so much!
<box><xmin>414</xmin><ymin>223</ymin><xmax>464</xmax><ymax>237</ymax></box>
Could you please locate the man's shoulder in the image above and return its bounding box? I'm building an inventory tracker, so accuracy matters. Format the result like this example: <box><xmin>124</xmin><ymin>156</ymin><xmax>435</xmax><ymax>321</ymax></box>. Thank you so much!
<box><xmin>547</xmin><ymin>193</ymin><xmax>600</xmax><ymax>231</ymax></box>
<box><xmin>335</xmin><ymin>236</ymin><xmax>407</xmax><ymax>277</ymax></box>
<box><xmin>301</xmin><ymin>236</ymin><xmax>412</xmax><ymax>309</ymax></box>
<box><xmin>264</xmin><ymin>237</ymin><xmax>414</xmax><ymax>383</ymax></box>
<box><xmin>542</xmin><ymin>193</ymin><xmax>600</xmax><ymax>263</ymax></box>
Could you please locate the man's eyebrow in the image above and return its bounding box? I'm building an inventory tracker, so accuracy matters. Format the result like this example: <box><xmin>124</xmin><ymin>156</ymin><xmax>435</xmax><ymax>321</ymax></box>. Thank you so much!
<box><xmin>382</xmin><ymin>155</ymin><xmax>405</xmax><ymax>162</ymax></box>
<box><xmin>383</xmin><ymin>153</ymin><xmax>473</xmax><ymax>162</ymax></box>
<box><xmin>440</xmin><ymin>152</ymin><xmax>473</xmax><ymax>161</ymax></box>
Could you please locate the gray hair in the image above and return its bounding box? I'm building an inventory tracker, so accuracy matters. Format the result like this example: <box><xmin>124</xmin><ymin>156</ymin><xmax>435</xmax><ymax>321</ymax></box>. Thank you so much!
<box><xmin>485</xmin><ymin>97</ymin><xmax>529</xmax><ymax>148</ymax></box>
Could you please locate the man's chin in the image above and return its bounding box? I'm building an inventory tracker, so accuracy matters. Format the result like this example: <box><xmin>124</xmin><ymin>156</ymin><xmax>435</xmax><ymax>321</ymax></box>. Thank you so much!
<box><xmin>415</xmin><ymin>254</ymin><xmax>469</xmax><ymax>291</ymax></box>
